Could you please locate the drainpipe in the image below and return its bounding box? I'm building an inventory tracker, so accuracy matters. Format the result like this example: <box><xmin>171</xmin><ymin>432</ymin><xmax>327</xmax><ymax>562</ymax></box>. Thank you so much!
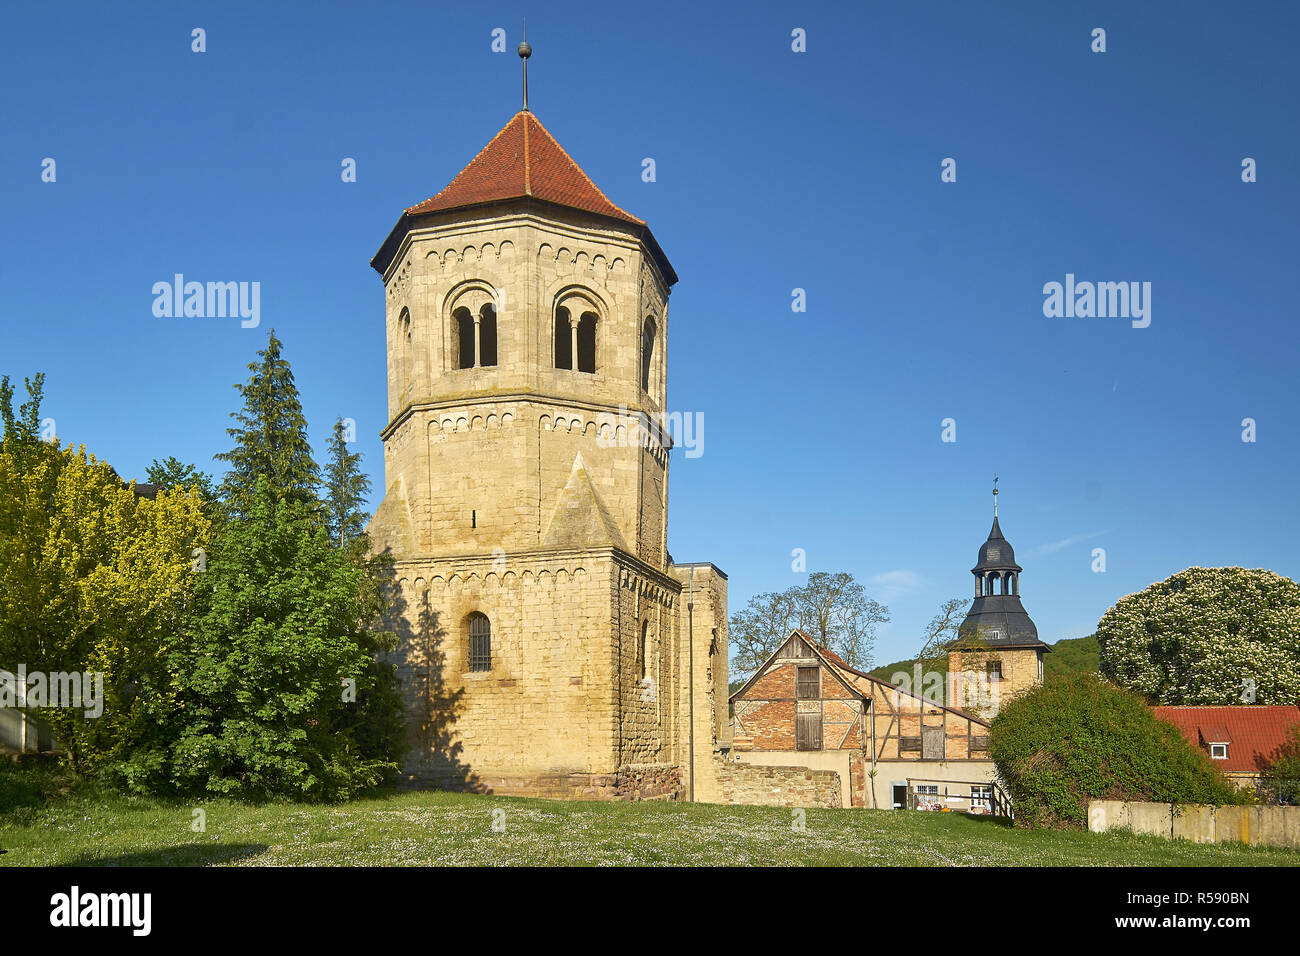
<box><xmin>18</xmin><ymin>667</ymin><xmax>27</xmax><ymax>753</ymax></box>
<box><xmin>617</xmin><ymin>572</ymin><xmax>623</xmax><ymax>773</ymax></box>
<box><xmin>870</xmin><ymin>696</ymin><xmax>877</xmax><ymax>808</ymax></box>
<box><xmin>688</xmin><ymin>566</ymin><xmax>695</xmax><ymax>802</ymax></box>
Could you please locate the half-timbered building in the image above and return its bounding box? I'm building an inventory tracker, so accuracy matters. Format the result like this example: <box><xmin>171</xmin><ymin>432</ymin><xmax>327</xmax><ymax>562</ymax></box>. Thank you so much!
<box><xmin>730</xmin><ymin>630</ymin><xmax>1003</xmax><ymax>811</ymax></box>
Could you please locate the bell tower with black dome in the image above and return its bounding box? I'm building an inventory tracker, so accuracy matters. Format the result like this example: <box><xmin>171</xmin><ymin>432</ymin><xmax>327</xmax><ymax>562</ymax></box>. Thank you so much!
<box><xmin>948</xmin><ymin>482</ymin><xmax>1050</xmax><ymax>716</ymax></box>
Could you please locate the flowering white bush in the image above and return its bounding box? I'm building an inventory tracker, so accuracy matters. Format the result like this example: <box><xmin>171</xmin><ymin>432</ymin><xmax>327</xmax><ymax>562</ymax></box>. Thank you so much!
<box><xmin>1097</xmin><ymin>567</ymin><xmax>1300</xmax><ymax>704</ymax></box>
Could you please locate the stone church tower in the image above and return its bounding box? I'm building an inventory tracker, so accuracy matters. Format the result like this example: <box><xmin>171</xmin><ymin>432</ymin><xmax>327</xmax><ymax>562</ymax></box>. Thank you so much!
<box><xmin>367</xmin><ymin>61</ymin><xmax>728</xmax><ymax>799</ymax></box>
<box><xmin>948</xmin><ymin>489</ymin><xmax>1049</xmax><ymax>718</ymax></box>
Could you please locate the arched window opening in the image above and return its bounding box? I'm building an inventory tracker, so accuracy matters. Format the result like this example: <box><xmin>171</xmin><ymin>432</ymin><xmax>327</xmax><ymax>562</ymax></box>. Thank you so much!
<box><xmin>468</xmin><ymin>612</ymin><xmax>492</xmax><ymax>672</ymax></box>
<box><xmin>576</xmin><ymin>312</ymin><xmax>597</xmax><ymax>373</ymax></box>
<box><xmin>399</xmin><ymin>308</ymin><xmax>413</xmax><ymax>388</ymax></box>
<box><xmin>478</xmin><ymin>303</ymin><xmax>498</xmax><ymax>367</ymax></box>
<box><xmin>455</xmin><ymin>307</ymin><xmax>475</xmax><ymax>370</ymax></box>
<box><xmin>554</xmin><ymin>307</ymin><xmax>573</xmax><ymax>369</ymax></box>
<box><xmin>641</xmin><ymin>318</ymin><xmax>656</xmax><ymax>393</ymax></box>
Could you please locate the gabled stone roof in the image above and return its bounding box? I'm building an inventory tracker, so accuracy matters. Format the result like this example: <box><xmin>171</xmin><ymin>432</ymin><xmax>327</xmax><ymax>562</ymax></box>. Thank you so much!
<box><xmin>541</xmin><ymin>453</ymin><xmax>628</xmax><ymax>551</ymax></box>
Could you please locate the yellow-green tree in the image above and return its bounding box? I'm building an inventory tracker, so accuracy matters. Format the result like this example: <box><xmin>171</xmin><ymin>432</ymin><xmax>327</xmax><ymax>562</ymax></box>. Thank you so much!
<box><xmin>0</xmin><ymin>374</ymin><xmax>210</xmax><ymax>780</ymax></box>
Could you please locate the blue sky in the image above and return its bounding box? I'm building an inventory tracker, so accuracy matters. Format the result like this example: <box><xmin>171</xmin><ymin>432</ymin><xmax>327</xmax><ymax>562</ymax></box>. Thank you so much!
<box><xmin>3</xmin><ymin>1</ymin><xmax>1298</xmax><ymax>665</ymax></box>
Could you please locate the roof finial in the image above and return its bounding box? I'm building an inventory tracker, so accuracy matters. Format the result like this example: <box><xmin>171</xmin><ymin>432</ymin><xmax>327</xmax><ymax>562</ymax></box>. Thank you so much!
<box><xmin>517</xmin><ymin>22</ymin><xmax>532</xmax><ymax>112</ymax></box>
<box><xmin>993</xmin><ymin>475</ymin><xmax>999</xmax><ymax>517</ymax></box>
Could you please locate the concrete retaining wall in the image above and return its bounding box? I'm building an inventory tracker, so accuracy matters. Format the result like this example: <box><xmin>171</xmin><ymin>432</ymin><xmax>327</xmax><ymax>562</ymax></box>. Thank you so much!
<box><xmin>1089</xmin><ymin>799</ymin><xmax>1300</xmax><ymax>850</ymax></box>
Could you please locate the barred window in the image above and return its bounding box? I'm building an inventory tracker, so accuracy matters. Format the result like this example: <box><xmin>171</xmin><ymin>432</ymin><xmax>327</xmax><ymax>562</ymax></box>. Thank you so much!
<box><xmin>468</xmin><ymin>612</ymin><xmax>492</xmax><ymax>672</ymax></box>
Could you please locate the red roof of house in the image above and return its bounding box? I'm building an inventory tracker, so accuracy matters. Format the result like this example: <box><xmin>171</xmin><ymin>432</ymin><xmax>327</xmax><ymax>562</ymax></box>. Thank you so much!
<box><xmin>404</xmin><ymin>111</ymin><xmax>643</xmax><ymax>225</ymax></box>
<box><xmin>1152</xmin><ymin>705</ymin><xmax>1300</xmax><ymax>773</ymax></box>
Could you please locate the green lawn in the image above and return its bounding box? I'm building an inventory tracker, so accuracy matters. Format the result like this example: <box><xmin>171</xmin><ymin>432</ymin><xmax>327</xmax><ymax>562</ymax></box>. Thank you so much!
<box><xmin>2</xmin><ymin>782</ymin><xmax>1296</xmax><ymax>866</ymax></box>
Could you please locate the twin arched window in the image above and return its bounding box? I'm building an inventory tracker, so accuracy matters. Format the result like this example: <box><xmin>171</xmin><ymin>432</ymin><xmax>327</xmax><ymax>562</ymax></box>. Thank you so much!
<box><xmin>454</xmin><ymin>303</ymin><xmax>498</xmax><ymax>370</ymax></box>
<box><xmin>468</xmin><ymin>612</ymin><xmax>492</xmax><ymax>672</ymax></box>
<box><xmin>554</xmin><ymin>306</ymin><xmax>597</xmax><ymax>373</ymax></box>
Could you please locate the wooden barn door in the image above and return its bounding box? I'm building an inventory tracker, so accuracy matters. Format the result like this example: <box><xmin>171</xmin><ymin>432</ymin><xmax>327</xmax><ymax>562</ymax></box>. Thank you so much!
<box><xmin>795</xmin><ymin>665</ymin><xmax>822</xmax><ymax>750</ymax></box>
<box><xmin>921</xmin><ymin>726</ymin><xmax>945</xmax><ymax>760</ymax></box>
<box><xmin>796</xmin><ymin>713</ymin><xmax>822</xmax><ymax>750</ymax></box>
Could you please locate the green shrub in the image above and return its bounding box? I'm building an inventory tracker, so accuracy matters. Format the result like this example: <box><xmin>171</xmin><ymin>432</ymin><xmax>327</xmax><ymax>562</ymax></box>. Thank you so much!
<box><xmin>0</xmin><ymin>757</ymin><xmax>88</xmax><ymax>820</ymax></box>
<box><xmin>989</xmin><ymin>673</ymin><xmax>1240</xmax><ymax>828</ymax></box>
<box><xmin>1259</xmin><ymin>724</ymin><xmax>1300</xmax><ymax>806</ymax></box>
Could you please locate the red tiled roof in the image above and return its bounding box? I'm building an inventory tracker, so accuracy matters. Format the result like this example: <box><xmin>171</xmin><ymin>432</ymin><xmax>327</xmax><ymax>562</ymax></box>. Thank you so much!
<box><xmin>404</xmin><ymin>111</ymin><xmax>644</xmax><ymax>225</ymax></box>
<box><xmin>1152</xmin><ymin>705</ymin><xmax>1300</xmax><ymax>773</ymax></box>
<box><xmin>1198</xmin><ymin>725</ymin><xmax>1232</xmax><ymax>745</ymax></box>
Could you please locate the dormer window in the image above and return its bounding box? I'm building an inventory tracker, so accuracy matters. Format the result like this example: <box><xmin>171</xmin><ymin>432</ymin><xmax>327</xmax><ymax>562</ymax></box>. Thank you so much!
<box><xmin>1210</xmin><ymin>743</ymin><xmax>1228</xmax><ymax>759</ymax></box>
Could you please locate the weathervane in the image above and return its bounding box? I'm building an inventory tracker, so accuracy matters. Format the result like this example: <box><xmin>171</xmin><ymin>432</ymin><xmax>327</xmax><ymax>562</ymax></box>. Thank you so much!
<box><xmin>993</xmin><ymin>475</ymin><xmax>999</xmax><ymax>517</ymax></box>
<box><xmin>518</xmin><ymin>22</ymin><xmax>531</xmax><ymax>112</ymax></box>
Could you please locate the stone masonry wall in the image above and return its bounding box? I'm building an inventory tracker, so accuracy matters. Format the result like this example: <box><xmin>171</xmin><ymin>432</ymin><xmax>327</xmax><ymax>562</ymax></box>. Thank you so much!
<box><xmin>709</xmin><ymin>757</ymin><xmax>842</xmax><ymax>809</ymax></box>
<box><xmin>948</xmin><ymin>646</ymin><xmax>1041</xmax><ymax>719</ymax></box>
<box><xmin>389</xmin><ymin>551</ymin><xmax>622</xmax><ymax>789</ymax></box>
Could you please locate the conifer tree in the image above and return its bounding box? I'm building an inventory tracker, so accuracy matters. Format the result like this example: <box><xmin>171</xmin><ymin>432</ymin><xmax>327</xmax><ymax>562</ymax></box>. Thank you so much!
<box><xmin>0</xmin><ymin>371</ymin><xmax>45</xmax><ymax>445</ymax></box>
<box><xmin>146</xmin><ymin>456</ymin><xmax>215</xmax><ymax>499</ymax></box>
<box><xmin>171</xmin><ymin>475</ymin><xmax>400</xmax><ymax>800</ymax></box>
<box><xmin>323</xmin><ymin>418</ymin><xmax>371</xmax><ymax>548</ymax></box>
<box><xmin>215</xmin><ymin>330</ymin><xmax>319</xmax><ymax>514</ymax></box>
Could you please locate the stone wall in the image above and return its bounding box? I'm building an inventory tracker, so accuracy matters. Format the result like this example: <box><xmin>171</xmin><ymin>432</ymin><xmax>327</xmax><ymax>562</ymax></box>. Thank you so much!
<box><xmin>615</xmin><ymin>563</ymin><xmax>681</xmax><ymax>767</ymax></box>
<box><xmin>666</xmin><ymin>563</ymin><xmax>729</xmax><ymax>801</ymax></box>
<box><xmin>387</xmin><ymin>551</ymin><xmax>625</xmax><ymax>786</ymax></box>
<box><xmin>708</xmin><ymin>757</ymin><xmax>842</xmax><ymax>809</ymax></box>
<box><xmin>1089</xmin><ymin>800</ymin><xmax>1300</xmax><ymax>849</ymax></box>
<box><xmin>948</xmin><ymin>646</ymin><xmax>1042</xmax><ymax>719</ymax></box>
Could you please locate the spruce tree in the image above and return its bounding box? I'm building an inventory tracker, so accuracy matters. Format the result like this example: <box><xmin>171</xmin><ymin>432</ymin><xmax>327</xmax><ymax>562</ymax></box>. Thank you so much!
<box><xmin>323</xmin><ymin>418</ymin><xmax>371</xmax><ymax>547</ymax></box>
<box><xmin>215</xmin><ymin>330</ymin><xmax>319</xmax><ymax>514</ymax></box>
<box><xmin>146</xmin><ymin>456</ymin><xmax>215</xmax><ymax>499</ymax></box>
<box><xmin>0</xmin><ymin>371</ymin><xmax>45</xmax><ymax>445</ymax></box>
<box><xmin>171</xmin><ymin>475</ymin><xmax>400</xmax><ymax>800</ymax></box>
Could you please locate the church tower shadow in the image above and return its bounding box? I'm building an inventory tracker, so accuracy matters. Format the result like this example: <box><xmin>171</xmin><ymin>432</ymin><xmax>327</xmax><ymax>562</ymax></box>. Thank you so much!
<box><xmin>379</xmin><ymin>559</ymin><xmax>482</xmax><ymax>792</ymax></box>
